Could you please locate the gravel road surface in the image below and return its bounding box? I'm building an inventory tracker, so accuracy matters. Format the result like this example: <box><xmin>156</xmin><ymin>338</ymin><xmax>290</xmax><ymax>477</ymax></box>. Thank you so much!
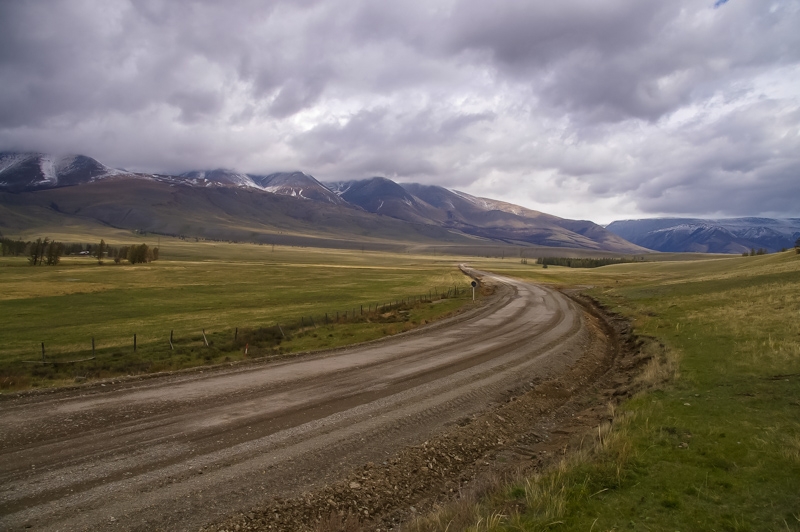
<box><xmin>0</xmin><ymin>268</ymin><xmax>598</xmax><ymax>531</ymax></box>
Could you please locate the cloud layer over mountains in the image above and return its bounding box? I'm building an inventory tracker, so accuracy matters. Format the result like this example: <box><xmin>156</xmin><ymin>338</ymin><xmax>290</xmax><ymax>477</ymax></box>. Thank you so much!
<box><xmin>1</xmin><ymin>0</ymin><xmax>798</xmax><ymax>223</ymax></box>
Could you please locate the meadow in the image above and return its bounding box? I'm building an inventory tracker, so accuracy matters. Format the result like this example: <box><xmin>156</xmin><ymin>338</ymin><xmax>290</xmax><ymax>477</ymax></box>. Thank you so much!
<box><xmin>411</xmin><ymin>251</ymin><xmax>800</xmax><ymax>531</ymax></box>
<box><xmin>4</xmin><ymin>232</ymin><xmax>798</xmax><ymax>529</ymax></box>
<box><xmin>0</xmin><ymin>236</ymin><xmax>475</xmax><ymax>390</ymax></box>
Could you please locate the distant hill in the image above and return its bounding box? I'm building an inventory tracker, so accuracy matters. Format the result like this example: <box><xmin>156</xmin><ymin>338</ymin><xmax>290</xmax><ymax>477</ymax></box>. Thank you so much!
<box><xmin>606</xmin><ymin>218</ymin><xmax>800</xmax><ymax>253</ymax></box>
<box><xmin>1</xmin><ymin>151</ymin><xmax>646</xmax><ymax>254</ymax></box>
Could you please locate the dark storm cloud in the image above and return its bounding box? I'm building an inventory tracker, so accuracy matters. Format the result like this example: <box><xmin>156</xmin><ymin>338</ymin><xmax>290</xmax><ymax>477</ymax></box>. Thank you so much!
<box><xmin>445</xmin><ymin>0</ymin><xmax>800</xmax><ymax>124</ymax></box>
<box><xmin>0</xmin><ymin>0</ymin><xmax>798</xmax><ymax>222</ymax></box>
<box><xmin>290</xmin><ymin>106</ymin><xmax>450</xmax><ymax>178</ymax></box>
<box><xmin>268</xmin><ymin>78</ymin><xmax>328</xmax><ymax>119</ymax></box>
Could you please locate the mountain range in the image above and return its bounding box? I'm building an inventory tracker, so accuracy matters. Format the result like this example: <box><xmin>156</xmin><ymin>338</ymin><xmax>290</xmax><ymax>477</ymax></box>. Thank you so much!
<box><xmin>7</xmin><ymin>151</ymin><xmax>795</xmax><ymax>255</ymax></box>
<box><xmin>0</xmin><ymin>151</ymin><xmax>645</xmax><ymax>255</ymax></box>
<box><xmin>605</xmin><ymin>218</ymin><xmax>800</xmax><ymax>254</ymax></box>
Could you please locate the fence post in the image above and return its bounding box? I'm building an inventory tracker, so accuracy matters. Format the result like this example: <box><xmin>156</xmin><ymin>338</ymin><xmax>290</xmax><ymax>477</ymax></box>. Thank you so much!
<box><xmin>41</xmin><ymin>342</ymin><xmax>45</xmax><ymax>362</ymax></box>
<box><xmin>361</xmin><ymin>305</ymin><xmax>363</xmax><ymax>315</ymax></box>
<box><xmin>170</xmin><ymin>330</ymin><xmax>174</xmax><ymax>350</ymax></box>
<box><xmin>278</xmin><ymin>324</ymin><xmax>285</xmax><ymax>338</ymax></box>
<box><xmin>202</xmin><ymin>329</ymin><xmax>209</xmax><ymax>346</ymax></box>
<box><xmin>134</xmin><ymin>334</ymin><xmax>137</xmax><ymax>352</ymax></box>
<box><xmin>235</xmin><ymin>327</ymin><xmax>238</xmax><ymax>342</ymax></box>
<box><xmin>325</xmin><ymin>313</ymin><xmax>329</xmax><ymax>324</ymax></box>
<box><xmin>92</xmin><ymin>337</ymin><xmax>95</xmax><ymax>357</ymax></box>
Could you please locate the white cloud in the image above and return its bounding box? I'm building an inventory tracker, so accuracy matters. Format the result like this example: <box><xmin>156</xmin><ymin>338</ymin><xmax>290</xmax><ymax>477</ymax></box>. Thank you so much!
<box><xmin>0</xmin><ymin>0</ymin><xmax>798</xmax><ymax>222</ymax></box>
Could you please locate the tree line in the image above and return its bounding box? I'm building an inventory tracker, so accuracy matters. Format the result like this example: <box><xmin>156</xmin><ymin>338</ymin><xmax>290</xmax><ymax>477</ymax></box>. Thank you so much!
<box><xmin>534</xmin><ymin>256</ymin><xmax>641</xmax><ymax>268</ymax></box>
<box><xmin>0</xmin><ymin>237</ymin><xmax>158</xmax><ymax>266</ymax></box>
<box><xmin>740</xmin><ymin>242</ymin><xmax>800</xmax><ymax>256</ymax></box>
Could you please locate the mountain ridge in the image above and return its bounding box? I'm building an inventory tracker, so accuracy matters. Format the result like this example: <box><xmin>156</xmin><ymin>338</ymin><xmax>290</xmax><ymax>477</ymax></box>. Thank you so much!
<box><xmin>1</xmin><ymin>151</ymin><xmax>644</xmax><ymax>253</ymax></box>
<box><xmin>606</xmin><ymin>218</ymin><xmax>800</xmax><ymax>253</ymax></box>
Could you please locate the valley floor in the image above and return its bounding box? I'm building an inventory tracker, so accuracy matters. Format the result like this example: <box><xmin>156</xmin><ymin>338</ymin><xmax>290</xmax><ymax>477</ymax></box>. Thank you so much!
<box><xmin>1</xmin><ymin>271</ymin><xmax>612</xmax><ymax>531</ymax></box>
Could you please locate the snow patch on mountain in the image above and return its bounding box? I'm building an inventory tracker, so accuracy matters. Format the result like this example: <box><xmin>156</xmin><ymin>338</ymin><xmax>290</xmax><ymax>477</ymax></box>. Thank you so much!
<box><xmin>451</xmin><ymin>190</ymin><xmax>488</xmax><ymax>209</ymax></box>
<box><xmin>39</xmin><ymin>156</ymin><xmax>57</xmax><ymax>182</ymax></box>
<box><xmin>451</xmin><ymin>190</ymin><xmax>527</xmax><ymax>216</ymax></box>
<box><xmin>652</xmin><ymin>223</ymin><xmax>734</xmax><ymax>236</ymax></box>
<box><xmin>0</xmin><ymin>153</ymin><xmax>31</xmax><ymax>174</ymax></box>
<box><xmin>178</xmin><ymin>169</ymin><xmax>260</xmax><ymax>189</ymax></box>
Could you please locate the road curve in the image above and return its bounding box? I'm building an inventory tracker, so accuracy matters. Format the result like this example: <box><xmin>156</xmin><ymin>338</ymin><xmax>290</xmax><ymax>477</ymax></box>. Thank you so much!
<box><xmin>0</xmin><ymin>268</ymin><xmax>596</xmax><ymax>531</ymax></box>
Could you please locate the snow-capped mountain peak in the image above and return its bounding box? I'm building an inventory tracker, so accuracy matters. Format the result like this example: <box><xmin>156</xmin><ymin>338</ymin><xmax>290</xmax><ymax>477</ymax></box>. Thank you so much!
<box><xmin>0</xmin><ymin>152</ymin><xmax>121</xmax><ymax>191</ymax></box>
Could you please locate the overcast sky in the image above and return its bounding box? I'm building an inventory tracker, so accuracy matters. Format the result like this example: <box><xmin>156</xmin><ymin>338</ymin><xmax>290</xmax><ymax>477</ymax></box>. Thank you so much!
<box><xmin>1</xmin><ymin>0</ymin><xmax>798</xmax><ymax>223</ymax></box>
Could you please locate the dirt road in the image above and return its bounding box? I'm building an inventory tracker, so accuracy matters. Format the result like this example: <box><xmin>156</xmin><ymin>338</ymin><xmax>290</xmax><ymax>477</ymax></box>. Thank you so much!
<box><xmin>0</xmin><ymin>268</ymin><xmax>608</xmax><ymax>531</ymax></box>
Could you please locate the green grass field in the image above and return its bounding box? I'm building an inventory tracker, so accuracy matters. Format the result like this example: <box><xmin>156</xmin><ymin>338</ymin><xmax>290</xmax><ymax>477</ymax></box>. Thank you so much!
<box><xmin>5</xmin><ymin>233</ymin><xmax>799</xmax><ymax>529</ymax></box>
<box><xmin>0</xmin><ymin>237</ymin><xmax>476</xmax><ymax>391</ymax></box>
<box><xmin>412</xmin><ymin>251</ymin><xmax>800</xmax><ymax>531</ymax></box>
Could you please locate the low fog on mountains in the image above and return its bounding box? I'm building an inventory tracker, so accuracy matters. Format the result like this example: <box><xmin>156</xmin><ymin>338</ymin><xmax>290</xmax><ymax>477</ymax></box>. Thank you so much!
<box><xmin>0</xmin><ymin>0</ymin><xmax>799</xmax><ymax>223</ymax></box>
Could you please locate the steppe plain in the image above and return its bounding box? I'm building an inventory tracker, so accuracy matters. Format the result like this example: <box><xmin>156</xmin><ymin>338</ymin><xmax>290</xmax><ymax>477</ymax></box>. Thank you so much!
<box><xmin>1</xmin><ymin>235</ymin><xmax>798</xmax><ymax>531</ymax></box>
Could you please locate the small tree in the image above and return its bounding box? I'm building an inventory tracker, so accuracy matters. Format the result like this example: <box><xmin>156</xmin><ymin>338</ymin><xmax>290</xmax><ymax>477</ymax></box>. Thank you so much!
<box><xmin>127</xmin><ymin>243</ymin><xmax>151</xmax><ymax>264</ymax></box>
<box><xmin>795</xmin><ymin>237</ymin><xmax>800</xmax><ymax>254</ymax></box>
<box><xmin>95</xmin><ymin>239</ymin><xmax>106</xmax><ymax>264</ymax></box>
<box><xmin>29</xmin><ymin>237</ymin><xmax>48</xmax><ymax>266</ymax></box>
<box><xmin>44</xmin><ymin>240</ymin><xmax>64</xmax><ymax>265</ymax></box>
<box><xmin>27</xmin><ymin>238</ymin><xmax>63</xmax><ymax>265</ymax></box>
<box><xmin>127</xmin><ymin>244</ymin><xmax>139</xmax><ymax>264</ymax></box>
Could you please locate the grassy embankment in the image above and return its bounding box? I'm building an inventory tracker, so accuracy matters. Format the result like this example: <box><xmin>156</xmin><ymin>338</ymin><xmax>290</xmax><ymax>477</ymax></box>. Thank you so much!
<box><xmin>411</xmin><ymin>251</ymin><xmax>800</xmax><ymax>531</ymax></box>
<box><xmin>0</xmin><ymin>237</ymin><xmax>476</xmax><ymax>391</ymax></box>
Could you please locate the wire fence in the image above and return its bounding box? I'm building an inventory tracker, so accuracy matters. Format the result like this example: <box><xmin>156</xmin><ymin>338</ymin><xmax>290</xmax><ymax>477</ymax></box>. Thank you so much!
<box><xmin>4</xmin><ymin>283</ymin><xmax>476</xmax><ymax>389</ymax></box>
